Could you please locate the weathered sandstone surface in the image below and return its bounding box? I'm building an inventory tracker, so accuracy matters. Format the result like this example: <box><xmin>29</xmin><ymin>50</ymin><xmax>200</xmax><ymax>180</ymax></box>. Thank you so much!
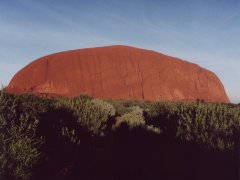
<box><xmin>6</xmin><ymin>45</ymin><xmax>230</xmax><ymax>102</ymax></box>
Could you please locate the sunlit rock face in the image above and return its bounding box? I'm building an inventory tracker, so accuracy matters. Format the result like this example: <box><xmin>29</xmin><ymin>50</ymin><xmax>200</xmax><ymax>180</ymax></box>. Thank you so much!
<box><xmin>6</xmin><ymin>45</ymin><xmax>230</xmax><ymax>103</ymax></box>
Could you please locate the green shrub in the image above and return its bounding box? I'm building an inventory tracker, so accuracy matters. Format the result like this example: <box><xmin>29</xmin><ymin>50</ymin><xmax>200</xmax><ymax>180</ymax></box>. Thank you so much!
<box><xmin>56</xmin><ymin>97</ymin><xmax>115</xmax><ymax>136</ymax></box>
<box><xmin>0</xmin><ymin>92</ymin><xmax>47</xmax><ymax>179</ymax></box>
<box><xmin>14</xmin><ymin>94</ymin><xmax>52</xmax><ymax>116</ymax></box>
<box><xmin>146</xmin><ymin>101</ymin><xmax>240</xmax><ymax>150</ymax></box>
<box><xmin>108</xmin><ymin>99</ymin><xmax>151</xmax><ymax>115</ymax></box>
<box><xmin>0</xmin><ymin>93</ymin><xmax>18</xmax><ymax>123</ymax></box>
<box><xmin>115</xmin><ymin>106</ymin><xmax>145</xmax><ymax>129</ymax></box>
<box><xmin>175</xmin><ymin>102</ymin><xmax>240</xmax><ymax>150</ymax></box>
<box><xmin>0</xmin><ymin>115</ymin><xmax>43</xmax><ymax>179</ymax></box>
<box><xmin>0</xmin><ymin>118</ymin><xmax>42</xmax><ymax>179</ymax></box>
<box><xmin>107</xmin><ymin>100</ymin><xmax>130</xmax><ymax>115</ymax></box>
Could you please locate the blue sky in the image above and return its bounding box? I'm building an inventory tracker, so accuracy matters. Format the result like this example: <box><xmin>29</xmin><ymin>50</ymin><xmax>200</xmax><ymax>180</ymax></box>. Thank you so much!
<box><xmin>0</xmin><ymin>0</ymin><xmax>239</xmax><ymax>103</ymax></box>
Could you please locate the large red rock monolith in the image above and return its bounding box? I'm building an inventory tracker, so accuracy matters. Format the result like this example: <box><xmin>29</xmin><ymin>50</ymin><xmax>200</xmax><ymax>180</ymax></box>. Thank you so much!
<box><xmin>6</xmin><ymin>45</ymin><xmax>230</xmax><ymax>102</ymax></box>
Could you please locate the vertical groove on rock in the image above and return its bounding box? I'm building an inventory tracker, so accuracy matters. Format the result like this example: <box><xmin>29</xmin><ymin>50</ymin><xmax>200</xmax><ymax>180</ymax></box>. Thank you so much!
<box><xmin>77</xmin><ymin>52</ymin><xmax>85</xmax><ymax>92</ymax></box>
<box><xmin>136</xmin><ymin>58</ymin><xmax>145</xmax><ymax>99</ymax></box>
<box><xmin>45</xmin><ymin>59</ymin><xmax>49</xmax><ymax>81</ymax></box>
<box><xmin>168</xmin><ymin>60</ymin><xmax>177</xmax><ymax>100</ymax></box>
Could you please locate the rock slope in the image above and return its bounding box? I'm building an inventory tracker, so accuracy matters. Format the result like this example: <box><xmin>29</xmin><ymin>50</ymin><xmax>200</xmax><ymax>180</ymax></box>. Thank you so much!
<box><xmin>6</xmin><ymin>45</ymin><xmax>230</xmax><ymax>102</ymax></box>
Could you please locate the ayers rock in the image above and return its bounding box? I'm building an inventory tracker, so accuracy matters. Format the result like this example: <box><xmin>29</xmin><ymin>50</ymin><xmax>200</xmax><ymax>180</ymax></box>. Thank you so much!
<box><xmin>6</xmin><ymin>45</ymin><xmax>230</xmax><ymax>103</ymax></box>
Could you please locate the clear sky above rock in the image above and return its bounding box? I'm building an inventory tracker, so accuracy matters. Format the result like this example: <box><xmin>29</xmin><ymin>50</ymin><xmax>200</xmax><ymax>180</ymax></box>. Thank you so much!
<box><xmin>0</xmin><ymin>0</ymin><xmax>239</xmax><ymax>103</ymax></box>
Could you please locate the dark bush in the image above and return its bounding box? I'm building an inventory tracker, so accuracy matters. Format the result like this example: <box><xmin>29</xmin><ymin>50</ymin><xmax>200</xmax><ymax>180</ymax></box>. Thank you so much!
<box><xmin>0</xmin><ymin>92</ymin><xmax>44</xmax><ymax>179</ymax></box>
<box><xmin>145</xmin><ymin>101</ymin><xmax>240</xmax><ymax>150</ymax></box>
<box><xmin>1</xmin><ymin>90</ymin><xmax>240</xmax><ymax>180</ymax></box>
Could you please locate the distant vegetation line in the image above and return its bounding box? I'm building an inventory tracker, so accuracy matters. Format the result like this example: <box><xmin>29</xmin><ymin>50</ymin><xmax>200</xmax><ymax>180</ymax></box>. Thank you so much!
<box><xmin>0</xmin><ymin>90</ymin><xmax>240</xmax><ymax>180</ymax></box>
